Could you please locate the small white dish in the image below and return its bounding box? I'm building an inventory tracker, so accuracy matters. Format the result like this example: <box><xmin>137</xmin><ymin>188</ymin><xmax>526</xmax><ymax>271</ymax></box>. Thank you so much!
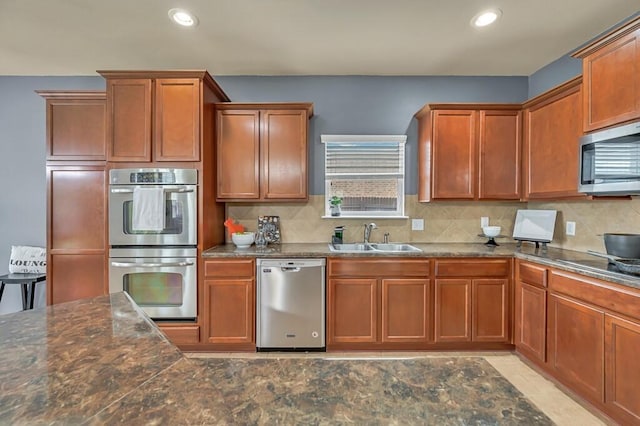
<box><xmin>482</xmin><ymin>226</ymin><xmax>501</xmax><ymax>238</ymax></box>
<box><xmin>232</xmin><ymin>232</ymin><xmax>254</xmax><ymax>248</ymax></box>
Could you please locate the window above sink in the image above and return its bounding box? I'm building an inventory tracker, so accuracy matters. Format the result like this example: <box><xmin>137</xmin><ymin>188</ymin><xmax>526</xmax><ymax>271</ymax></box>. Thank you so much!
<box><xmin>322</xmin><ymin>135</ymin><xmax>407</xmax><ymax>219</ymax></box>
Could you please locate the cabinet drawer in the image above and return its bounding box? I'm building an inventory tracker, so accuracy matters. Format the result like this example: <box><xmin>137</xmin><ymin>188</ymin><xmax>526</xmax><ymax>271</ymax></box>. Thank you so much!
<box><xmin>159</xmin><ymin>325</ymin><xmax>200</xmax><ymax>344</ymax></box>
<box><xmin>549</xmin><ymin>269</ymin><xmax>640</xmax><ymax>321</ymax></box>
<box><xmin>328</xmin><ymin>258</ymin><xmax>429</xmax><ymax>277</ymax></box>
<box><xmin>435</xmin><ymin>259</ymin><xmax>510</xmax><ymax>277</ymax></box>
<box><xmin>518</xmin><ymin>261</ymin><xmax>547</xmax><ymax>288</ymax></box>
<box><xmin>204</xmin><ymin>259</ymin><xmax>254</xmax><ymax>278</ymax></box>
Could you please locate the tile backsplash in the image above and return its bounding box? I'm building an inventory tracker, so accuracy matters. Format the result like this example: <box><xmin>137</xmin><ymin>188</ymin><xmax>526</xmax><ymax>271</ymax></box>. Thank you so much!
<box><xmin>226</xmin><ymin>195</ymin><xmax>523</xmax><ymax>245</ymax></box>
<box><xmin>529</xmin><ymin>197</ymin><xmax>640</xmax><ymax>253</ymax></box>
<box><xmin>226</xmin><ymin>195</ymin><xmax>640</xmax><ymax>253</ymax></box>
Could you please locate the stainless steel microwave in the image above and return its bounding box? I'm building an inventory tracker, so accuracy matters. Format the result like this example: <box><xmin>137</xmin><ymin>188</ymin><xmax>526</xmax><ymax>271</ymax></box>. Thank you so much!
<box><xmin>579</xmin><ymin>121</ymin><xmax>640</xmax><ymax>195</ymax></box>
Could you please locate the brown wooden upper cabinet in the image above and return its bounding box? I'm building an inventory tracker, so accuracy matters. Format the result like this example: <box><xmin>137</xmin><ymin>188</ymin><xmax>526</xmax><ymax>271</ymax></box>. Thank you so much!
<box><xmin>215</xmin><ymin>103</ymin><xmax>313</xmax><ymax>201</ymax></box>
<box><xmin>573</xmin><ymin>17</ymin><xmax>640</xmax><ymax>132</ymax></box>
<box><xmin>39</xmin><ymin>91</ymin><xmax>106</xmax><ymax>161</ymax></box>
<box><xmin>522</xmin><ymin>77</ymin><xmax>586</xmax><ymax>200</ymax></box>
<box><xmin>98</xmin><ymin>70</ymin><xmax>229</xmax><ymax>162</ymax></box>
<box><xmin>414</xmin><ymin>104</ymin><xmax>521</xmax><ymax>202</ymax></box>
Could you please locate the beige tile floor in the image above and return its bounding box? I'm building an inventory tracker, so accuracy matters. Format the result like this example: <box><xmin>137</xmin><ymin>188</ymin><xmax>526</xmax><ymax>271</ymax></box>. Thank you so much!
<box><xmin>186</xmin><ymin>351</ymin><xmax>608</xmax><ymax>425</ymax></box>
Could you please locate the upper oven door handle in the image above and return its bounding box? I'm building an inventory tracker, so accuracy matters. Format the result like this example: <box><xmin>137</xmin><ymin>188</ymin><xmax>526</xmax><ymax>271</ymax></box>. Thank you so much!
<box><xmin>111</xmin><ymin>261</ymin><xmax>195</xmax><ymax>268</ymax></box>
<box><xmin>110</xmin><ymin>187</ymin><xmax>195</xmax><ymax>194</ymax></box>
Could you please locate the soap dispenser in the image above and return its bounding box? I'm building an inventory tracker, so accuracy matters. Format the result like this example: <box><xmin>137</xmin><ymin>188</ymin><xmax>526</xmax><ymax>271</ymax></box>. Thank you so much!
<box><xmin>332</xmin><ymin>226</ymin><xmax>345</xmax><ymax>245</ymax></box>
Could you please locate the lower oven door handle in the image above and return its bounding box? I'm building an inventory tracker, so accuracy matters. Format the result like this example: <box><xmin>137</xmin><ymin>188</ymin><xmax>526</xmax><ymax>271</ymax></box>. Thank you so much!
<box><xmin>110</xmin><ymin>261</ymin><xmax>195</xmax><ymax>268</ymax></box>
<box><xmin>110</xmin><ymin>188</ymin><xmax>194</xmax><ymax>194</ymax></box>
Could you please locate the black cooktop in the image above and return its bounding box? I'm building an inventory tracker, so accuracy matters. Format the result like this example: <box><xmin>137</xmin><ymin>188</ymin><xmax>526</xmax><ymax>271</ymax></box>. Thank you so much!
<box><xmin>557</xmin><ymin>257</ymin><xmax>640</xmax><ymax>277</ymax></box>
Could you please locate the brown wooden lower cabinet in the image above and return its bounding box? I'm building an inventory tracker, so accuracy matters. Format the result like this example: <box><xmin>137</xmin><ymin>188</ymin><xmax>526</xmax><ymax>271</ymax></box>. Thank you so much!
<box><xmin>327</xmin><ymin>258</ymin><xmax>430</xmax><ymax>349</ymax></box>
<box><xmin>434</xmin><ymin>278</ymin><xmax>509</xmax><ymax>343</ymax></box>
<box><xmin>202</xmin><ymin>259</ymin><xmax>255</xmax><ymax>349</ymax></box>
<box><xmin>328</xmin><ymin>278</ymin><xmax>378</xmax><ymax>343</ymax></box>
<box><xmin>49</xmin><ymin>253</ymin><xmax>106</xmax><ymax>304</ymax></box>
<box><xmin>433</xmin><ymin>259</ymin><xmax>511</xmax><ymax>344</ymax></box>
<box><xmin>328</xmin><ymin>277</ymin><xmax>430</xmax><ymax>347</ymax></box>
<box><xmin>547</xmin><ymin>293</ymin><xmax>605</xmax><ymax>403</ymax></box>
<box><xmin>472</xmin><ymin>279</ymin><xmax>509</xmax><ymax>342</ymax></box>
<box><xmin>434</xmin><ymin>279</ymin><xmax>471</xmax><ymax>342</ymax></box>
<box><xmin>158</xmin><ymin>325</ymin><xmax>200</xmax><ymax>345</ymax></box>
<box><xmin>47</xmin><ymin>165</ymin><xmax>107</xmax><ymax>305</ymax></box>
<box><xmin>605</xmin><ymin>314</ymin><xmax>640</xmax><ymax>424</ymax></box>
<box><xmin>515</xmin><ymin>260</ymin><xmax>548</xmax><ymax>364</ymax></box>
<box><xmin>515</xmin><ymin>260</ymin><xmax>640</xmax><ymax>424</ymax></box>
<box><xmin>515</xmin><ymin>281</ymin><xmax>547</xmax><ymax>362</ymax></box>
<box><xmin>328</xmin><ymin>257</ymin><xmax>510</xmax><ymax>350</ymax></box>
<box><xmin>381</xmin><ymin>278</ymin><xmax>429</xmax><ymax>343</ymax></box>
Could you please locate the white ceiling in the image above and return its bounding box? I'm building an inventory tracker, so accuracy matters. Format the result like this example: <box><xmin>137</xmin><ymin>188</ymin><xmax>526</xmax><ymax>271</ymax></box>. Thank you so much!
<box><xmin>1</xmin><ymin>0</ymin><xmax>639</xmax><ymax>76</ymax></box>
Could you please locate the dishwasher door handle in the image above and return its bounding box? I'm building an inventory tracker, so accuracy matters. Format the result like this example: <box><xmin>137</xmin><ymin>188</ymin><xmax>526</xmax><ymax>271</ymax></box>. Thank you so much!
<box><xmin>280</xmin><ymin>267</ymin><xmax>301</xmax><ymax>272</ymax></box>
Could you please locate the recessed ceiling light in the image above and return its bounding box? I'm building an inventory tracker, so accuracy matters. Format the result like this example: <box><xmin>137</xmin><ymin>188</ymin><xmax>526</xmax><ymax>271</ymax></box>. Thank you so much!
<box><xmin>168</xmin><ymin>8</ymin><xmax>199</xmax><ymax>27</ymax></box>
<box><xmin>471</xmin><ymin>9</ymin><xmax>502</xmax><ymax>28</ymax></box>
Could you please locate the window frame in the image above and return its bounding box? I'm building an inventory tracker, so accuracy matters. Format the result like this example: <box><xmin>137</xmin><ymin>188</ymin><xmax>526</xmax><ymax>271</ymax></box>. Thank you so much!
<box><xmin>321</xmin><ymin>134</ymin><xmax>407</xmax><ymax>219</ymax></box>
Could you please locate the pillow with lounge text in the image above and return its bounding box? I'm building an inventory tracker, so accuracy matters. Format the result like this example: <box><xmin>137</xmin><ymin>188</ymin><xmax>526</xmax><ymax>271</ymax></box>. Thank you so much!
<box><xmin>9</xmin><ymin>245</ymin><xmax>46</xmax><ymax>274</ymax></box>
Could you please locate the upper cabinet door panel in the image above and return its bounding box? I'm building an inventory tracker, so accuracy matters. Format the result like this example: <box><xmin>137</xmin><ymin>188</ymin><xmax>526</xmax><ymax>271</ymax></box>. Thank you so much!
<box><xmin>581</xmin><ymin>28</ymin><xmax>640</xmax><ymax>132</ymax></box>
<box><xmin>261</xmin><ymin>109</ymin><xmax>308</xmax><ymax>199</ymax></box>
<box><xmin>432</xmin><ymin>110</ymin><xmax>476</xmax><ymax>199</ymax></box>
<box><xmin>523</xmin><ymin>80</ymin><xmax>585</xmax><ymax>199</ymax></box>
<box><xmin>478</xmin><ymin>110</ymin><xmax>521</xmax><ymax>200</ymax></box>
<box><xmin>154</xmin><ymin>78</ymin><xmax>200</xmax><ymax>161</ymax></box>
<box><xmin>216</xmin><ymin>110</ymin><xmax>260</xmax><ymax>199</ymax></box>
<box><xmin>107</xmin><ymin>79</ymin><xmax>152</xmax><ymax>162</ymax></box>
<box><xmin>214</xmin><ymin>103</ymin><xmax>312</xmax><ymax>202</ymax></box>
<box><xmin>46</xmin><ymin>97</ymin><xmax>106</xmax><ymax>160</ymax></box>
<box><xmin>49</xmin><ymin>167</ymin><xmax>106</xmax><ymax>250</ymax></box>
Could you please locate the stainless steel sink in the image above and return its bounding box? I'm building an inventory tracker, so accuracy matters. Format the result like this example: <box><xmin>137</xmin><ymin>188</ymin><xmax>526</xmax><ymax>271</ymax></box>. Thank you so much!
<box><xmin>328</xmin><ymin>243</ymin><xmax>377</xmax><ymax>252</ymax></box>
<box><xmin>369</xmin><ymin>243</ymin><xmax>422</xmax><ymax>252</ymax></box>
<box><xmin>328</xmin><ymin>243</ymin><xmax>421</xmax><ymax>253</ymax></box>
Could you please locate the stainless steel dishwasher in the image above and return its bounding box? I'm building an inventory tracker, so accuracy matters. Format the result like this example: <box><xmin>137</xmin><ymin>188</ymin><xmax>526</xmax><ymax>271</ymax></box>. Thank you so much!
<box><xmin>256</xmin><ymin>258</ymin><xmax>325</xmax><ymax>351</ymax></box>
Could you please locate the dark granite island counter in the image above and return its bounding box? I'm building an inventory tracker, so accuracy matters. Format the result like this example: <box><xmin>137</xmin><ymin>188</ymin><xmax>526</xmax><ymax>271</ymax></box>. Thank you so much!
<box><xmin>0</xmin><ymin>292</ymin><xmax>555</xmax><ymax>425</ymax></box>
<box><xmin>0</xmin><ymin>292</ymin><xmax>230</xmax><ymax>424</ymax></box>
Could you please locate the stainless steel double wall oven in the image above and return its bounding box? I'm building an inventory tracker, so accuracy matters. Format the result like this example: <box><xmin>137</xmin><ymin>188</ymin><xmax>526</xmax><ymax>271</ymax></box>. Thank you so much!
<box><xmin>108</xmin><ymin>168</ymin><xmax>198</xmax><ymax>320</ymax></box>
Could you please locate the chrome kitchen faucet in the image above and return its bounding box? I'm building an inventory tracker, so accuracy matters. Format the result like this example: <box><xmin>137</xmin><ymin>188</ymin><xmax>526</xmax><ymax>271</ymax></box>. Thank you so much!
<box><xmin>363</xmin><ymin>223</ymin><xmax>378</xmax><ymax>244</ymax></box>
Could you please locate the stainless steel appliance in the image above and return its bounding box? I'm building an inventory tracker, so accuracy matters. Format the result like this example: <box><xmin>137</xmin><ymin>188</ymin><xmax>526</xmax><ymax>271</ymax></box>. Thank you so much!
<box><xmin>109</xmin><ymin>168</ymin><xmax>197</xmax><ymax>246</ymax></box>
<box><xmin>579</xmin><ymin>120</ymin><xmax>640</xmax><ymax>195</ymax></box>
<box><xmin>257</xmin><ymin>258</ymin><xmax>326</xmax><ymax>351</ymax></box>
<box><xmin>108</xmin><ymin>168</ymin><xmax>198</xmax><ymax>320</ymax></box>
<box><xmin>109</xmin><ymin>247</ymin><xmax>197</xmax><ymax>320</ymax></box>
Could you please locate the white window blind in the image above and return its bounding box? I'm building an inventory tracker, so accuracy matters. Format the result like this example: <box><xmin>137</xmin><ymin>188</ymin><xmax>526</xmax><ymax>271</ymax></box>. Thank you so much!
<box><xmin>322</xmin><ymin>135</ymin><xmax>406</xmax><ymax>218</ymax></box>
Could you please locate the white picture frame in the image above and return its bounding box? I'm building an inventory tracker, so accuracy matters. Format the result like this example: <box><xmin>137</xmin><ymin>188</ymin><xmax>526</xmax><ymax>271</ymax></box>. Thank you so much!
<box><xmin>513</xmin><ymin>210</ymin><xmax>557</xmax><ymax>242</ymax></box>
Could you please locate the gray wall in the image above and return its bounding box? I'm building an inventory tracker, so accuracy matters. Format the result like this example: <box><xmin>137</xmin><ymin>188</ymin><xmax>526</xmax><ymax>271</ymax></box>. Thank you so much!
<box><xmin>528</xmin><ymin>11</ymin><xmax>640</xmax><ymax>98</ymax></box>
<box><xmin>216</xmin><ymin>76</ymin><xmax>528</xmax><ymax>194</ymax></box>
<box><xmin>0</xmin><ymin>76</ymin><xmax>104</xmax><ymax>314</ymax></box>
<box><xmin>528</xmin><ymin>55</ymin><xmax>581</xmax><ymax>99</ymax></box>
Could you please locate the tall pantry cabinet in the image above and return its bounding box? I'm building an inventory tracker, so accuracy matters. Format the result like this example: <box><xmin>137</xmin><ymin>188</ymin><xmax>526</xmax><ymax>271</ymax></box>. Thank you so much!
<box><xmin>38</xmin><ymin>91</ymin><xmax>108</xmax><ymax>304</ymax></box>
<box><xmin>40</xmin><ymin>71</ymin><xmax>231</xmax><ymax>344</ymax></box>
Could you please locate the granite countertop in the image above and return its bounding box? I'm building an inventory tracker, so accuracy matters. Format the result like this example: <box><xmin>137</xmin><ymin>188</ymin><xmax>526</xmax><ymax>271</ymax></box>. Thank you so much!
<box><xmin>202</xmin><ymin>242</ymin><xmax>519</xmax><ymax>258</ymax></box>
<box><xmin>203</xmin><ymin>242</ymin><xmax>640</xmax><ymax>289</ymax></box>
<box><xmin>0</xmin><ymin>293</ymin><xmax>552</xmax><ymax>424</ymax></box>
<box><xmin>0</xmin><ymin>292</ymin><xmax>185</xmax><ymax>424</ymax></box>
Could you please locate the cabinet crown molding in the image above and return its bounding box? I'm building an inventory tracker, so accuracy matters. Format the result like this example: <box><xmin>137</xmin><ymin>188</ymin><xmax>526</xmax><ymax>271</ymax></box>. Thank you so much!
<box><xmin>97</xmin><ymin>70</ymin><xmax>230</xmax><ymax>102</ymax></box>
<box><xmin>37</xmin><ymin>90</ymin><xmax>106</xmax><ymax>100</ymax></box>
<box><xmin>522</xmin><ymin>76</ymin><xmax>582</xmax><ymax>110</ymax></box>
<box><xmin>572</xmin><ymin>15</ymin><xmax>640</xmax><ymax>58</ymax></box>
<box><xmin>414</xmin><ymin>103</ymin><xmax>520</xmax><ymax>119</ymax></box>
<box><xmin>214</xmin><ymin>102</ymin><xmax>314</xmax><ymax>117</ymax></box>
